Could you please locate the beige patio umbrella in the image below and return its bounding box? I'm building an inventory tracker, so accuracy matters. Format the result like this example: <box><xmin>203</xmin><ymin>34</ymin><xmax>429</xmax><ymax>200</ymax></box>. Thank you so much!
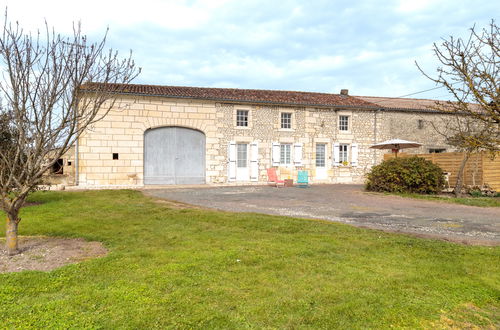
<box><xmin>370</xmin><ymin>139</ymin><xmax>422</xmax><ymax>157</ymax></box>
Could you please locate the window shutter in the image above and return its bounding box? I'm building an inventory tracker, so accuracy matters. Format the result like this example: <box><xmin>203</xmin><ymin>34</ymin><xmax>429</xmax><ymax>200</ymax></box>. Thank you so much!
<box><xmin>333</xmin><ymin>143</ymin><xmax>340</xmax><ymax>166</ymax></box>
<box><xmin>293</xmin><ymin>143</ymin><xmax>303</xmax><ymax>167</ymax></box>
<box><xmin>351</xmin><ymin>143</ymin><xmax>359</xmax><ymax>167</ymax></box>
<box><xmin>228</xmin><ymin>141</ymin><xmax>236</xmax><ymax>182</ymax></box>
<box><xmin>250</xmin><ymin>141</ymin><xmax>259</xmax><ymax>181</ymax></box>
<box><xmin>272</xmin><ymin>142</ymin><xmax>280</xmax><ymax>166</ymax></box>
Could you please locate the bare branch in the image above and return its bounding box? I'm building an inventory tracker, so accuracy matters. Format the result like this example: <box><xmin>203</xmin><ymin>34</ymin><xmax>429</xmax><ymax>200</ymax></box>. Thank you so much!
<box><xmin>0</xmin><ymin>9</ymin><xmax>140</xmax><ymax>255</ymax></box>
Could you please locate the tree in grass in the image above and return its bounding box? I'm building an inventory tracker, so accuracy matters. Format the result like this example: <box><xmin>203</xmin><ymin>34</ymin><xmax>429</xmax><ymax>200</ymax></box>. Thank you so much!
<box><xmin>0</xmin><ymin>12</ymin><xmax>140</xmax><ymax>255</ymax></box>
<box><xmin>417</xmin><ymin>20</ymin><xmax>499</xmax><ymax>196</ymax></box>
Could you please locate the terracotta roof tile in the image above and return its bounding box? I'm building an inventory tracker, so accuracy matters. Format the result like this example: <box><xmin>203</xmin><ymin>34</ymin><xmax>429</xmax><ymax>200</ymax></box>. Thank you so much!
<box><xmin>82</xmin><ymin>83</ymin><xmax>377</xmax><ymax>108</ymax></box>
<box><xmin>357</xmin><ymin>96</ymin><xmax>447</xmax><ymax>111</ymax></box>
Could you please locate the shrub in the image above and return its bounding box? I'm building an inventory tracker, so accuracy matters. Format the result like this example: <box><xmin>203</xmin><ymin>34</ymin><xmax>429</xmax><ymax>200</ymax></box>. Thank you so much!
<box><xmin>366</xmin><ymin>156</ymin><xmax>445</xmax><ymax>194</ymax></box>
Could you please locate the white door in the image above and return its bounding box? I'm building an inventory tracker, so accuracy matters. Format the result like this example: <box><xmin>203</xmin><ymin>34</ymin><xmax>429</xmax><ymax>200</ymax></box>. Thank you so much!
<box><xmin>315</xmin><ymin>143</ymin><xmax>327</xmax><ymax>180</ymax></box>
<box><xmin>236</xmin><ymin>143</ymin><xmax>249</xmax><ymax>181</ymax></box>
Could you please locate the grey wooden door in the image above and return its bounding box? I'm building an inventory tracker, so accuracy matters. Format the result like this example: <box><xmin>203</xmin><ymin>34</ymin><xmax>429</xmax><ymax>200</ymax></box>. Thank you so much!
<box><xmin>144</xmin><ymin>127</ymin><xmax>205</xmax><ymax>184</ymax></box>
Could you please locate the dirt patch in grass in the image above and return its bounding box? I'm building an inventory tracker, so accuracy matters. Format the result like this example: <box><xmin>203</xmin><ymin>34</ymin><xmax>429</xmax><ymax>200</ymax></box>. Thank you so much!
<box><xmin>0</xmin><ymin>236</ymin><xmax>107</xmax><ymax>273</ymax></box>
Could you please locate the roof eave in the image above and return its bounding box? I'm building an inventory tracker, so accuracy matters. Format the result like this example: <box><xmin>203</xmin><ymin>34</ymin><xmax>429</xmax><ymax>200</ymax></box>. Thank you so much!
<box><xmin>103</xmin><ymin>90</ymin><xmax>380</xmax><ymax>110</ymax></box>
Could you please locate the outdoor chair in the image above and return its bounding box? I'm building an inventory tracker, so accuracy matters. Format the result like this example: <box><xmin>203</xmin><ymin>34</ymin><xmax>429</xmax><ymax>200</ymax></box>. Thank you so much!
<box><xmin>297</xmin><ymin>170</ymin><xmax>309</xmax><ymax>188</ymax></box>
<box><xmin>267</xmin><ymin>168</ymin><xmax>285</xmax><ymax>187</ymax></box>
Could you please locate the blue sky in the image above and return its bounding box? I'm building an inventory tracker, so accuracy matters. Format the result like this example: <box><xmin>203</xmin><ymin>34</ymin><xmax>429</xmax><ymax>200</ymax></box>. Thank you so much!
<box><xmin>5</xmin><ymin>0</ymin><xmax>499</xmax><ymax>99</ymax></box>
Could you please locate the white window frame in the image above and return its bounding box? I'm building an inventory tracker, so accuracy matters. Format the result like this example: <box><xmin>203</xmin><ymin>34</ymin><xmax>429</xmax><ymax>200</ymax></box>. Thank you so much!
<box><xmin>236</xmin><ymin>110</ymin><xmax>249</xmax><ymax>127</ymax></box>
<box><xmin>280</xmin><ymin>143</ymin><xmax>292</xmax><ymax>165</ymax></box>
<box><xmin>316</xmin><ymin>143</ymin><xmax>326</xmax><ymax>167</ymax></box>
<box><xmin>280</xmin><ymin>112</ymin><xmax>292</xmax><ymax>129</ymax></box>
<box><xmin>339</xmin><ymin>115</ymin><xmax>349</xmax><ymax>131</ymax></box>
<box><xmin>236</xmin><ymin>143</ymin><xmax>248</xmax><ymax>168</ymax></box>
<box><xmin>339</xmin><ymin>144</ymin><xmax>349</xmax><ymax>163</ymax></box>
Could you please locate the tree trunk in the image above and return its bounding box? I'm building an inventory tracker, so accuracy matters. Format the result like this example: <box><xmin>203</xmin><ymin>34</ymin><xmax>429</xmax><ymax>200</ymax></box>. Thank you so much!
<box><xmin>6</xmin><ymin>214</ymin><xmax>20</xmax><ymax>256</ymax></box>
<box><xmin>454</xmin><ymin>152</ymin><xmax>470</xmax><ymax>197</ymax></box>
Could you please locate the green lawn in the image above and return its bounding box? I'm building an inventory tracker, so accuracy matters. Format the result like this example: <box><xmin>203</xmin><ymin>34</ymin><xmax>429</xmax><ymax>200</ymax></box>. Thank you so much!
<box><xmin>1</xmin><ymin>190</ymin><xmax>499</xmax><ymax>328</ymax></box>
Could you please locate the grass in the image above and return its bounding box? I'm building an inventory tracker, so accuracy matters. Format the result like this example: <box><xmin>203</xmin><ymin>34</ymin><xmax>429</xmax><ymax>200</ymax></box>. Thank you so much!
<box><xmin>1</xmin><ymin>190</ymin><xmax>499</xmax><ymax>328</ymax></box>
<box><xmin>381</xmin><ymin>192</ymin><xmax>500</xmax><ymax>207</ymax></box>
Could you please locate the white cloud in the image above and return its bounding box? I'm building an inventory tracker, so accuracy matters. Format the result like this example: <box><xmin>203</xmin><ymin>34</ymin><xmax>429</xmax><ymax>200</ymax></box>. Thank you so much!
<box><xmin>396</xmin><ymin>0</ymin><xmax>433</xmax><ymax>13</ymax></box>
<box><xmin>355</xmin><ymin>50</ymin><xmax>383</xmax><ymax>62</ymax></box>
<box><xmin>2</xmin><ymin>0</ymin><xmax>496</xmax><ymax>100</ymax></box>
<box><xmin>4</xmin><ymin>0</ymin><xmax>229</xmax><ymax>33</ymax></box>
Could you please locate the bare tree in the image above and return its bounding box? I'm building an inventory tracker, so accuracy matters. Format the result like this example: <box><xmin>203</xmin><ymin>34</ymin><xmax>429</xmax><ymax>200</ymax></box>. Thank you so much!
<box><xmin>0</xmin><ymin>13</ymin><xmax>140</xmax><ymax>255</ymax></box>
<box><xmin>428</xmin><ymin>114</ymin><xmax>498</xmax><ymax>195</ymax></box>
<box><xmin>417</xmin><ymin>20</ymin><xmax>499</xmax><ymax>196</ymax></box>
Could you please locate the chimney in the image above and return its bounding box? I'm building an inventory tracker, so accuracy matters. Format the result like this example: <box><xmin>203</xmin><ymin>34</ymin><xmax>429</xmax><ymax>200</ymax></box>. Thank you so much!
<box><xmin>340</xmin><ymin>89</ymin><xmax>349</xmax><ymax>95</ymax></box>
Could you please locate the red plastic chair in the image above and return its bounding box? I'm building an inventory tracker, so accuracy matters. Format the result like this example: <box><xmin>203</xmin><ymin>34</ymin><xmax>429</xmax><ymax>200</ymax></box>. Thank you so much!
<box><xmin>267</xmin><ymin>168</ymin><xmax>284</xmax><ymax>187</ymax></box>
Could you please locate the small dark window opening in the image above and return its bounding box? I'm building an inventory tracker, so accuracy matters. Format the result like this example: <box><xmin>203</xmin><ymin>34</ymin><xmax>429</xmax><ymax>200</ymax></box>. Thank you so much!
<box><xmin>113</xmin><ymin>153</ymin><xmax>119</xmax><ymax>160</ymax></box>
<box><xmin>429</xmin><ymin>148</ymin><xmax>446</xmax><ymax>153</ymax></box>
<box><xmin>418</xmin><ymin>120</ymin><xmax>424</xmax><ymax>129</ymax></box>
<box><xmin>67</xmin><ymin>161</ymin><xmax>72</xmax><ymax>166</ymax></box>
<box><xmin>52</xmin><ymin>159</ymin><xmax>64</xmax><ymax>174</ymax></box>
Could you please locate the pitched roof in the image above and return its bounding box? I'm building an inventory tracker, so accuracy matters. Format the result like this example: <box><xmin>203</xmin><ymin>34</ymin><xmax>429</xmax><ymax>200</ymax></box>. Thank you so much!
<box><xmin>357</xmin><ymin>96</ymin><xmax>444</xmax><ymax>112</ymax></box>
<box><xmin>81</xmin><ymin>83</ymin><xmax>377</xmax><ymax>108</ymax></box>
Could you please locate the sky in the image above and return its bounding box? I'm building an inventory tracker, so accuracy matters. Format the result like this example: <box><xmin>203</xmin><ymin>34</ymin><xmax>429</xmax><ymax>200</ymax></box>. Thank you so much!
<box><xmin>3</xmin><ymin>0</ymin><xmax>499</xmax><ymax>100</ymax></box>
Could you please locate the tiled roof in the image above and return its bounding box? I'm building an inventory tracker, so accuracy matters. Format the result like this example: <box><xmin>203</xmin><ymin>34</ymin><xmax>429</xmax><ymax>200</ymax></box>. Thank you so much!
<box><xmin>81</xmin><ymin>83</ymin><xmax>377</xmax><ymax>108</ymax></box>
<box><xmin>357</xmin><ymin>96</ymin><xmax>446</xmax><ymax>111</ymax></box>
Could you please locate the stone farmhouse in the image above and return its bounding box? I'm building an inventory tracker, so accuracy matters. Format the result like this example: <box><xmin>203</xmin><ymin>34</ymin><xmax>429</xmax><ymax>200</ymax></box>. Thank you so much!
<box><xmin>62</xmin><ymin>83</ymin><xmax>455</xmax><ymax>187</ymax></box>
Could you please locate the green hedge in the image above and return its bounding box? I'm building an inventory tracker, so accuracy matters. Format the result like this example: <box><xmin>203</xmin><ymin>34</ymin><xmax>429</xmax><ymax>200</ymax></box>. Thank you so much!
<box><xmin>366</xmin><ymin>156</ymin><xmax>445</xmax><ymax>194</ymax></box>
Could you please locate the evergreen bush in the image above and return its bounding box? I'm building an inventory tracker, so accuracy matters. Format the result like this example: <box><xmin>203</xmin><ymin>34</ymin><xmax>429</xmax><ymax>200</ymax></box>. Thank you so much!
<box><xmin>366</xmin><ymin>156</ymin><xmax>445</xmax><ymax>194</ymax></box>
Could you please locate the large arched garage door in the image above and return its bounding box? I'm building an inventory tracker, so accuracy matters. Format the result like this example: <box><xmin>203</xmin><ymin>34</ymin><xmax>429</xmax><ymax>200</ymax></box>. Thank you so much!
<box><xmin>144</xmin><ymin>127</ymin><xmax>206</xmax><ymax>184</ymax></box>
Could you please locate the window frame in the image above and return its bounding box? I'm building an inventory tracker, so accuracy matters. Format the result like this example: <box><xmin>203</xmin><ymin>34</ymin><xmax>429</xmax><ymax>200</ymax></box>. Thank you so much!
<box><xmin>280</xmin><ymin>143</ymin><xmax>292</xmax><ymax>165</ymax></box>
<box><xmin>339</xmin><ymin>115</ymin><xmax>349</xmax><ymax>131</ymax></box>
<box><xmin>236</xmin><ymin>143</ymin><xmax>248</xmax><ymax>168</ymax></box>
<box><xmin>236</xmin><ymin>109</ymin><xmax>249</xmax><ymax>127</ymax></box>
<box><xmin>339</xmin><ymin>144</ymin><xmax>349</xmax><ymax>163</ymax></box>
<box><xmin>280</xmin><ymin>112</ymin><xmax>292</xmax><ymax>129</ymax></box>
<box><xmin>315</xmin><ymin>143</ymin><xmax>326</xmax><ymax>167</ymax></box>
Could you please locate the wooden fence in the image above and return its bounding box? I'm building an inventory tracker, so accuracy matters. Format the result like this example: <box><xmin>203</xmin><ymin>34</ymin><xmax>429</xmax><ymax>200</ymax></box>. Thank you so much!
<box><xmin>384</xmin><ymin>152</ymin><xmax>500</xmax><ymax>191</ymax></box>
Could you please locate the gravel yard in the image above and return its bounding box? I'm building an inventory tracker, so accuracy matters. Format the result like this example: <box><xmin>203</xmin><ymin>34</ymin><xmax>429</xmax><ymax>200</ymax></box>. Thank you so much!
<box><xmin>145</xmin><ymin>184</ymin><xmax>500</xmax><ymax>245</ymax></box>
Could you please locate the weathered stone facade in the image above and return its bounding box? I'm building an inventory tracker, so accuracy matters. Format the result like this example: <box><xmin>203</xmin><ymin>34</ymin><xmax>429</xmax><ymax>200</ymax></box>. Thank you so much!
<box><xmin>75</xmin><ymin>90</ymin><xmax>454</xmax><ymax>187</ymax></box>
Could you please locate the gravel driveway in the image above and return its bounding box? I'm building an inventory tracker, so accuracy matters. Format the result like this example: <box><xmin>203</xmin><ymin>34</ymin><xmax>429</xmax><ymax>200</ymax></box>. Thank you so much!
<box><xmin>144</xmin><ymin>184</ymin><xmax>500</xmax><ymax>245</ymax></box>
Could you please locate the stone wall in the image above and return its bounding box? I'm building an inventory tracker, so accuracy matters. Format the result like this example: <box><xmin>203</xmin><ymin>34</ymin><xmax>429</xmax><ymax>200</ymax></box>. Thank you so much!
<box><xmin>76</xmin><ymin>95</ymin><xmax>456</xmax><ymax>186</ymax></box>
<box><xmin>77</xmin><ymin>96</ymin><xmax>219</xmax><ymax>186</ymax></box>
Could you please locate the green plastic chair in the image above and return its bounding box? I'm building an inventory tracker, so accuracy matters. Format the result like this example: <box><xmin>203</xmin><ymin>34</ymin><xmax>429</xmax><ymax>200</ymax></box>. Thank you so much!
<box><xmin>297</xmin><ymin>170</ymin><xmax>309</xmax><ymax>188</ymax></box>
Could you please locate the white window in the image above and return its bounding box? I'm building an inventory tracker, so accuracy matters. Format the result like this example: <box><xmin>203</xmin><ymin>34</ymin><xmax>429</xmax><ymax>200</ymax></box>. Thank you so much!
<box><xmin>236</xmin><ymin>110</ymin><xmax>249</xmax><ymax>127</ymax></box>
<box><xmin>280</xmin><ymin>144</ymin><xmax>292</xmax><ymax>165</ymax></box>
<box><xmin>339</xmin><ymin>144</ymin><xmax>349</xmax><ymax>162</ymax></box>
<box><xmin>236</xmin><ymin>143</ymin><xmax>248</xmax><ymax>167</ymax></box>
<box><xmin>273</xmin><ymin>142</ymin><xmax>301</xmax><ymax>167</ymax></box>
<box><xmin>281</xmin><ymin>112</ymin><xmax>292</xmax><ymax>129</ymax></box>
<box><xmin>333</xmin><ymin>143</ymin><xmax>358</xmax><ymax>166</ymax></box>
<box><xmin>316</xmin><ymin>144</ymin><xmax>326</xmax><ymax>167</ymax></box>
<box><xmin>339</xmin><ymin>115</ymin><xmax>349</xmax><ymax>131</ymax></box>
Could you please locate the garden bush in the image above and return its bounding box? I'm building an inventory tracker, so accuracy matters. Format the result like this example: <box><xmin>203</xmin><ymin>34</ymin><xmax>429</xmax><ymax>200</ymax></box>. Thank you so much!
<box><xmin>366</xmin><ymin>156</ymin><xmax>445</xmax><ymax>194</ymax></box>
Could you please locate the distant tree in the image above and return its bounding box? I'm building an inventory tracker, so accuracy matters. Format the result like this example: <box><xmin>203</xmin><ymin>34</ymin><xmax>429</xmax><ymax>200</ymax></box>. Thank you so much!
<box><xmin>417</xmin><ymin>20</ymin><xmax>499</xmax><ymax>196</ymax></box>
<box><xmin>0</xmin><ymin>12</ymin><xmax>140</xmax><ymax>256</ymax></box>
